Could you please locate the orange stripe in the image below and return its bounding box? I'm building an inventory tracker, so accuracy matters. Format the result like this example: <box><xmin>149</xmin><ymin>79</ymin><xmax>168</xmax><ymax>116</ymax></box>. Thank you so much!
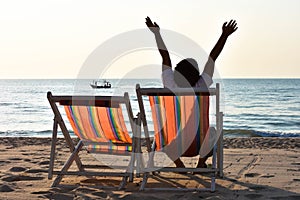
<box><xmin>113</xmin><ymin>107</ymin><xmax>131</xmax><ymax>143</ymax></box>
<box><xmin>78</xmin><ymin>106</ymin><xmax>97</xmax><ymax>139</ymax></box>
<box><xmin>159</xmin><ymin>96</ymin><xmax>167</xmax><ymax>146</ymax></box>
<box><xmin>183</xmin><ymin>96</ymin><xmax>197</xmax><ymax>151</ymax></box>
<box><xmin>149</xmin><ymin>96</ymin><xmax>162</xmax><ymax>150</ymax></box>
<box><xmin>73</xmin><ymin>106</ymin><xmax>88</xmax><ymax>139</ymax></box>
<box><xmin>115</xmin><ymin>107</ymin><xmax>128</xmax><ymax>137</ymax></box>
<box><xmin>64</xmin><ymin>106</ymin><xmax>81</xmax><ymax>138</ymax></box>
<box><xmin>97</xmin><ymin>107</ymin><xmax>116</xmax><ymax>141</ymax></box>
<box><xmin>199</xmin><ymin>96</ymin><xmax>209</xmax><ymax>144</ymax></box>
<box><xmin>164</xmin><ymin>96</ymin><xmax>179</xmax><ymax>156</ymax></box>
<box><xmin>92</xmin><ymin>107</ymin><xmax>106</xmax><ymax>139</ymax></box>
<box><xmin>117</xmin><ymin>107</ymin><xmax>132</xmax><ymax>142</ymax></box>
<box><xmin>163</xmin><ymin>96</ymin><xmax>176</xmax><ymax>144</ymax></box>
<box><xmin>180</xmin><ymin>96</ymin><xmax>186</xmax><ymax>131</ymax></box>
<box><xmin>110</xmin><ymin>108</ymin><xmax>123</xmax><ymax>140</ymax></box>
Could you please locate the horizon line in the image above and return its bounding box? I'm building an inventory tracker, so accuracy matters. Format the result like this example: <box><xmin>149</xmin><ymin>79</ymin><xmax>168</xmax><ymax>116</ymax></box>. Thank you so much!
<box><xmin>1</xmin><ymin>77</ymin><xmax>300</xmax><ymax>80</ymax></box>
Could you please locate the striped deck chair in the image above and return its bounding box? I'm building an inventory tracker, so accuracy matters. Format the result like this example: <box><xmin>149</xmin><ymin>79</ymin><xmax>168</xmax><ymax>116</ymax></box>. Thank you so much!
<box><xmin>47</xmin><ymin>92</ymin><xmax>144</xmax><ymax>189</ymax></box>
<box><xmin>136</xmin><ymin>83</ymin><xmax>223</xmax><ymax>191</ymax></box>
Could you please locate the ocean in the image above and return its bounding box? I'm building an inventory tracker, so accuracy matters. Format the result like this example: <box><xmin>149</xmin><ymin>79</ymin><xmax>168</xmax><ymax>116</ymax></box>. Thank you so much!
<box><xmin>0</xmin><ymin>79</ymin><xmax>299</xmax><ymax>138</ymax></box>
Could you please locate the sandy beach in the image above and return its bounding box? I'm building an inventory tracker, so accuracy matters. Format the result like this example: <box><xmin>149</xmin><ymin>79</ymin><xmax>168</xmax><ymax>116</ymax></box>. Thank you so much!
<box><xmin>0</xmin><ymin>137</ymin><xmax>299</xmax><ymax>200</ymax></box>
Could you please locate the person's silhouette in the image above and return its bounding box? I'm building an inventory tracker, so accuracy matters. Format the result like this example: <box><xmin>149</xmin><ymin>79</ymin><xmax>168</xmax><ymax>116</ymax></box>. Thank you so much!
<box><xmin>145</xmin><ymin>16</ymin><xmax>238</xmax><ymax>168</ymax></box>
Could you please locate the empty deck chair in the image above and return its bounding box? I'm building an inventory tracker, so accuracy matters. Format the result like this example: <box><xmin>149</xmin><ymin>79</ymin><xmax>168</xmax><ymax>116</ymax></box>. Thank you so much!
<box><xmin>47</xmin><ymin>92</ymin><xmax>144</xmax><ymax>189</ymax></box>
<box><xmin>136</xmin><ymin>83</ymin><xmax>223</xmax><ymax>191</ymax></box>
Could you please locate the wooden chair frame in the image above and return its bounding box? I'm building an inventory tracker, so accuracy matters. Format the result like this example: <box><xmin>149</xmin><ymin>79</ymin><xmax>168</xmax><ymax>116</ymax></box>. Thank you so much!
<box><xmin>47</xmin><ymin>92</ymin><xmax>144</xmax><ymax>189</ymax></box>
<box><xmin>136</xmin><ymin>83</ymin><xmax>223</xmax><ymax>191</ymax></box>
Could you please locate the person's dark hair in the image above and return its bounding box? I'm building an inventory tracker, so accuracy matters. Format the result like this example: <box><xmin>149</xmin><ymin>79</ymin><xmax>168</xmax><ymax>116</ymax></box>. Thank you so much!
<box><xmin>174</xmin><ymin>58</ymin><xmax>200</xmax><ymax>87</ymax></box>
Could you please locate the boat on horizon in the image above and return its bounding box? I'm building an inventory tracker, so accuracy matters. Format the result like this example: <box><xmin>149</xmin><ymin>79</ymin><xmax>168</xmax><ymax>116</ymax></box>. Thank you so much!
<box><xmin>90</xmin><ymin>80</ymin><xmax>111</xmax><ymax>89</ymax></box>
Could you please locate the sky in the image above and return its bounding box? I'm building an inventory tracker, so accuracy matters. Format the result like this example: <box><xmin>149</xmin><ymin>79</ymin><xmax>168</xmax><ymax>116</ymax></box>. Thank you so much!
<box><xmin>0</xmin><ymin>0</ymin><xmax>300</xmax><ymax>79</ymax></box>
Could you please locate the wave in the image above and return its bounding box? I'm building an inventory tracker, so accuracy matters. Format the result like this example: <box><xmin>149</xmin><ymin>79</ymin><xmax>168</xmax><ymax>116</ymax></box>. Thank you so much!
<box><xmin>0</xmin><ymin>130</ymin><xmax>53</xmax><ymax>137</ymax></box>
<box><xmin>224</xmin><ymin>129</ymin><xmax>260</xmax><ymax>137</ymax></box>
<box><xmin>224</xmin><ymin>129</ymin><xmax>300</xmax><ymax>138</ymax></box>
<box><xmin>1</xmin><ymin>129</ymin><xmax>300</xmax><ymax>138</ymax></box>
<box><xmin>0</xmin><ymin>103</ymin><xmax>15</xmax><ymax>106</ymax></box>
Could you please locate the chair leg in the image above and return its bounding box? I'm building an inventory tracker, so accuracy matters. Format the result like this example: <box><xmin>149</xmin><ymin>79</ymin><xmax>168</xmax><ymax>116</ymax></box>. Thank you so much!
<box><xmin>211</xmin><ymin>145</ymin><xmax>217</xmax><ymax>192</ymax></box>
<box><xmin>141</xmin><ymin>138</ymin><xmax>153</xmax><ymax>186</ymax></box>
<box><xmin>147</xmin><ymin>140</ymin><xmax>156</xmax><ymax>168</ymax></box>
<box><xmin>135</xmin><ymin>153</ymin><xmax>140</xmax><ymax>178</ymax></box>
<box><xmin>133</xmin><ymin>114</ymin><xmax>143</xmax><ymax>178</ymax></box>
<box><xmin>136</xmin><ymin>153</ymin><xmax>145</xmax><ymax>178</ymax></box>
<box><xmin>136</xmin><ymin>121</ymin><xmax>143</xmax><ymax>178</ymax></box>
<box><xmin>126</xmin><ymin>151</ymin><xmax>135</xmax><ymax>182</ymax></box>
<box><xmin>51</xmin><ymin>141</ymin><xmax>84</xmax><ymax>187</ymax></box>
<box><xmin>58</xmin><ymin>119</ymin><xmax>84</xmax><ymax>171</ymax></box>
<box><xmin>212</xmin><ymin>144</ymin><xmax>217</xmax><ymax>168</ymax></box>
<box><xmin>211</xmin><ymin>176</ymin><xmax>216</xmax><ymax>192</ymax></box>
<box><xmin>219</xmin><ymin>135</ymin><xmax>224</xmax><ymax>178</ymax></box>
<box><xmin>139</xmin><ymin>172</ymin><xmax>149</xmax><ymax>191</ymax></box>
<box><xmin>217</xmin><ymin>112</ymin><xmax>224</xmax><ymax>178</ymax></box>
<box><xmin>48</xmin><ymin>120</ymin><xmax>58</xmax><ymax>180</ymax></box>
<box><xmin>119</xmin><ymin>176</ymin><xmax>128</xmax><ymax>190</ymax></box>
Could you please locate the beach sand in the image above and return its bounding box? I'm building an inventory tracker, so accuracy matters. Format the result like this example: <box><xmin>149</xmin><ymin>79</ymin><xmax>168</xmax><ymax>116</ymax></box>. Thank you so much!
<box><xmin>0</xmin><ymin>137</ymin><xmax>299</xmax><ymax>200</ymax></box>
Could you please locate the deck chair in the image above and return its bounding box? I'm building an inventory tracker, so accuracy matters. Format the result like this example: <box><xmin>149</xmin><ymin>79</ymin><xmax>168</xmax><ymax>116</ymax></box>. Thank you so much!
<box><xmin>47</xmin><ymin>92</ymin><xmax>144</xmax><ymax>189</ymax></box>
<box><xmin>136</xmin><ymin>83</ymin><xmax>223</xmax><ymax>191</ymax></box>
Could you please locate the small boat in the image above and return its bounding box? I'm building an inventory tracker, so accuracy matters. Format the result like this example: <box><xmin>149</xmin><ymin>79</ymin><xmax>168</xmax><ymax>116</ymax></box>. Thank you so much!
<box><xmin>90</xmin><ymin>80</ymin><xmax>111</xmax><ymax>89</ymax></box>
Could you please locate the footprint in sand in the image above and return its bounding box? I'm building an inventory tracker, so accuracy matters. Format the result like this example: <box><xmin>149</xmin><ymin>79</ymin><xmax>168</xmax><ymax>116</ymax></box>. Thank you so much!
<box><xmin>0</xmin><ymin>184</ymin><xmax>14</xmax><ymax>192</ymax></box>
<box><xmin>8</xmin><ymin>157</ymin><xmax>22</xmax><ymax>161</ymax></box>
<box><xmin>244</xmin><ymin>173</ymin><xmax>260</xmax><ymax>178</ymax></box>
<box><xmin>291</xmin><ymin>163</ymin><xmax>300</xmax><ymax>166</ymax></box>
<box><xmin>26</xmin><ymin>169</ymin><xmax>48</xmax><ymax>173</ymax></box>
<box><xmin>0</xmin><ymin>160</ymin><xmax>11</xmax><ymax>165</ymax></box>
<box><xmin>287</xmin><ymin>156</ymin><xmax>298</xmax><ymax>159</ymax></box>
<box><xmin>2</xmin><ymin>175</ymin><xmax>44</xmax><ymax>182</ymax></box>
<box><xmin>31</xmin><ymin>191</ymin><xmax>52</xmax><ymax>195</ymax></box>
<box><xmin>76</xmin><ymin>187</ymin><xmax>98</xmax><ymax>194</ymax></box>
<box><xmin>261</xmin><ymin>174</ymin><xmax>275</xmax><ymax>178</ymax></box>
<box><xmin>39</xmin><ymin>160</ymin><xmax>50</xmax><ymax>165</ymax></box>
<box><xmin>10</xmin><ymin>167</ymin><xmax>27</xmax><ymax>172</ymax></box>
<box><xmin>287</xmin><ymin>169</ymin><xmax>300</xmax><ymax>172</ymax></box>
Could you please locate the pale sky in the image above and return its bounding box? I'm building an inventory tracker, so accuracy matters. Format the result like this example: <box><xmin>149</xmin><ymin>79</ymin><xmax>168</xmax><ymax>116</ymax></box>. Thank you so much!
<box><xmin>0</xmin><ymin>0</ymin><xmax>300</xmax><ymax>79</ymax></box>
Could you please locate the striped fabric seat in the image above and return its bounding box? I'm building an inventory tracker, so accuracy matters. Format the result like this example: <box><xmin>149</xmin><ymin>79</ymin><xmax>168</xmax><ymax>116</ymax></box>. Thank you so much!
<box><xmin>47</xmin><ymin>92</ymin><xmax>144</xmax><ymax>189</ymax></box>
<box><xmin>64</xmin><ymin>105</ymin><xmax>132</xmax><ymax>154</ymax></box>
<box><xmin>136</xmin><ymin>84</ymin><xmax>223</xmax><ymax>191</ymax></box>
<box><xmin>149</xmin><ymin>95</ymin><xmax>209</xmax><ymax>157</ymax></box>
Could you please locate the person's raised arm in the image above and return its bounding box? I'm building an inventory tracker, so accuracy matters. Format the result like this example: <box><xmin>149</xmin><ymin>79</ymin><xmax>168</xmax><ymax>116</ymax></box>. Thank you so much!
<box><xmin>145</xmin><ymin>16</ymin><xmax>172</xmax><ymax>71</ymax></box>
<box><xmin>203</xmin><ymin>20</ymin><xmax>238</xmax><ymax>77</ymax></box>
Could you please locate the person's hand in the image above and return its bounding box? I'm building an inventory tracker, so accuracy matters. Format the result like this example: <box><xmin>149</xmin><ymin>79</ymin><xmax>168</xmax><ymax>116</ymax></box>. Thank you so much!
<box><xmin>145</xmin><ymin>16</ymin><xmax>160</xmax><ymax>34</ymax></box>
<box><xmin>222</xmin><ymin>20</ymin><xmax>238</xmax><ymax>36</ymax></box>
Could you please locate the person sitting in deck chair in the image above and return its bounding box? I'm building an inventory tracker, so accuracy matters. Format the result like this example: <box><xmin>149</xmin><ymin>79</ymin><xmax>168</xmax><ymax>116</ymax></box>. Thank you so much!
<box><xmin>145</xmin><ymin>16</ymin><xmax>237</xmax><ymax>168</ymax></box>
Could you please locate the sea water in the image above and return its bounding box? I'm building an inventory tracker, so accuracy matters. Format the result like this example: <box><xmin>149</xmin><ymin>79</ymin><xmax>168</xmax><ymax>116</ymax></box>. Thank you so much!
<box><xmin>0</xmin><ymin>79</ymin><xmax>299</xmax><ymax>138</ymax></box>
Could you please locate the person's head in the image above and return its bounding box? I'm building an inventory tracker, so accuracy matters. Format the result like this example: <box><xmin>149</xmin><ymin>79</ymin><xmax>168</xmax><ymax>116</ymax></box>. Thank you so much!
<box><xmin>174</xmin><ymin>58</ymin><xmax>200</xmax><ymax>87</ymax></box>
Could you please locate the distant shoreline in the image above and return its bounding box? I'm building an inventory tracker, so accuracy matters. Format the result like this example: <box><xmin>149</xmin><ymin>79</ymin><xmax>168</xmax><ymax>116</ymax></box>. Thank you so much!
<box><xmin>1</xmin><ymin>78</ymin><xmax>300</xmax><ymax>80</ymax></box>
<box><xmin>0</xmin><ymin>137</ymin><xmax>299</xmax><ymax>149</ymax></box>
